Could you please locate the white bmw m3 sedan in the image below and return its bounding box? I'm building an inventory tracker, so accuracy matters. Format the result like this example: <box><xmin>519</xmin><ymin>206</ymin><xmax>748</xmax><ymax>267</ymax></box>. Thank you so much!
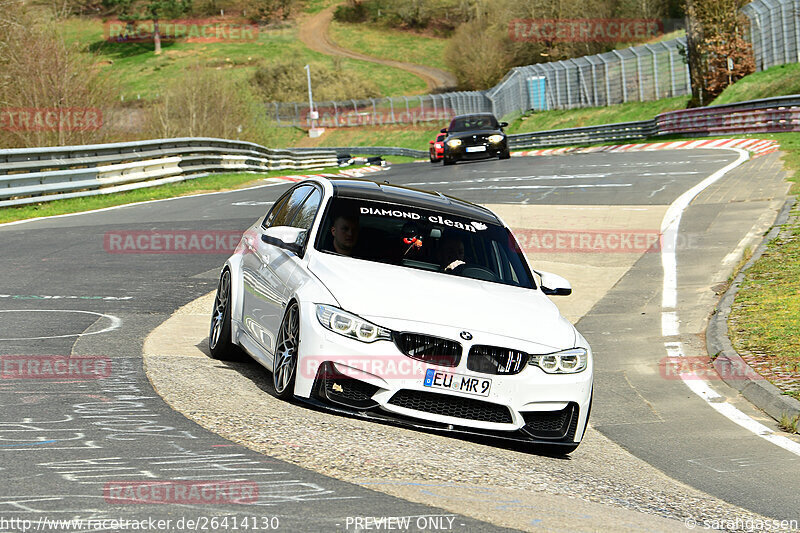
<box><xmin>210</xmin><ymin>176</ymin><xmax>593</xmax><ymax>453</ymax></box>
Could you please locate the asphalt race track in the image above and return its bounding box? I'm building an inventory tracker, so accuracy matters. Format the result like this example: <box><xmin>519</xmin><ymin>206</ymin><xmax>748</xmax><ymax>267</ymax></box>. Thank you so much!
<box><xmin>1</xmin><ymin>149</ymin><xmax>799</xmax><ymax>532</ymax></box>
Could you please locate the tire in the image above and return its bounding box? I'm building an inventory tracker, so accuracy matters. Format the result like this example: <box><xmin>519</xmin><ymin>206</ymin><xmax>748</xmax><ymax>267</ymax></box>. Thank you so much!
<box><xmin>430</xmin><ymin>151</ymin><xmax>437</xmax><ymax>163</ymax></box>
<box><xmin>272</xmin><ymin>301</ymin><xmax>300</xmax><ymax>400</ymax></box>
<box><xmin>499</xmin><ymin>149</ymin><xmax>511</xmax><ymax>160</ymax></box>
<box><xmin>209</xmin><ymin>269</ymin><xmax>237</xmax><ymax>360</ymax></box>
<box><xmin>443</xmin><ymin>155</ymin><xmax>455</xmax><ymax>166</ymax></box>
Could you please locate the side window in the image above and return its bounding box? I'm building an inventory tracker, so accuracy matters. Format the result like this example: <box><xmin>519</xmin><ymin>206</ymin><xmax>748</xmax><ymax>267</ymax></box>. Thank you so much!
<box><xmin>264</xmin><ymin>186</ymin><xmax>313</xmax><ymax>229</ymax></box>
<box><xmin>263</xmin><ymin>193</ymin><xmax>290</xmax><ymax>228</ymax></box>
<box><xmin>289</xmin><ymin>188</ymin><xmax>322</xmax><ymax>231</ymax></box>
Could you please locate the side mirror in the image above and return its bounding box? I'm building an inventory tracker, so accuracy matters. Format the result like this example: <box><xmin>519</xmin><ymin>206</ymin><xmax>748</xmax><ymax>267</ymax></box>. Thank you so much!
<box><xmin>538</xmin><ymin>271</ymin><xmax>572</xmax><ymax>296</ymax></box>
<box><xmin>429</xmin><ymin>140</ymin><xmax>435</xmax><ymax>144</ymax></box>
<box><xmin>262</xmin><ymin>226</ymin><xmax>307</xmax><ymax>255</ymax></box>
<box><xmin>440</xmin><ymin>128</ymin><xmax>448</xmax><ymax>133</ymax></box>
<box><xmin>499</xmin><ymin>121</ymin><xmax>508</xmax><ymax>128</ymax></box>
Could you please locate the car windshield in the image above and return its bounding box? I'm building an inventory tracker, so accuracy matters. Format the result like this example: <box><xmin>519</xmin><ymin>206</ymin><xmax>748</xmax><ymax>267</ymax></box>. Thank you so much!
<box><xmin>316</xmin><ymin>197</ymin><xmax>536</xmax><ymax>289</ymax></box>
<box><xmin>449</xmin><ymin>116</ymin><xmax>498</xmax><ymax>132</ymax></box>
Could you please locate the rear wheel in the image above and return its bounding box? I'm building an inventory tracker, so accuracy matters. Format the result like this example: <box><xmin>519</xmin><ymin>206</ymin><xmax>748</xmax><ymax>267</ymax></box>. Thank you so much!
<box><xmin>209</xmin><ymin>269</ymin><xmax>236</xmax><ymax>360</ymax></box>
<box><xmin>273</xmin><ymin>302</ymin><xmax>300</xmax><ymax>399</ymax></box>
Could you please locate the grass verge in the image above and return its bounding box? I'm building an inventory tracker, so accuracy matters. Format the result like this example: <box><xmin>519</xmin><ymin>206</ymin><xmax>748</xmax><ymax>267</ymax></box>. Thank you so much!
<box><xmin>329</xmin><ymin>21</ymin><xmax>450</xmax><ymax>71</ymax></box>
<box><xmin>728</xmin><ymin>203</ymin><xmax>800</xmax><ymax>401</ymax></box>
<box><xmin>506</xmin><ymin>96</ymin><xmax>689</xmax><ymax>134</ymax></box>
<box><xmin>712</xmin><ymin>63</ymin><xmax>800</xmax><ymax>106</ymax></box>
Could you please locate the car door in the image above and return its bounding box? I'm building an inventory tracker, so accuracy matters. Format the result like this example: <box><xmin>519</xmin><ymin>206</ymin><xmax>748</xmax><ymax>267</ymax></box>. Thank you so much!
<box><xmin>241</xmin><ymin>185</ymin><xmax>314</xmax><ymax>354</ymax></box>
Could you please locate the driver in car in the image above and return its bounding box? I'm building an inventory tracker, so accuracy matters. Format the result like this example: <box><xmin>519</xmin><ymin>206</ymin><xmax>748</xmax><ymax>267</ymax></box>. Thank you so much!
<box><xmin>330</xmin><ymin>210</ymin><xmax>360</xmax><ymax>256</ymax></box>
<box><xmin>437</xmin><ymin>235</ymin><xmax>466</xmax><ymax>271</ymax></box>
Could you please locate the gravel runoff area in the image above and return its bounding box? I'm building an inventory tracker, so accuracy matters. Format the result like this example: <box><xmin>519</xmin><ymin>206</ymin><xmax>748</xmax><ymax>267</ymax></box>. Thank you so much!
<box><xmin>142</xmin><ymin>293</ymin><xmax>785</xmax><ymax>533</ymax></box>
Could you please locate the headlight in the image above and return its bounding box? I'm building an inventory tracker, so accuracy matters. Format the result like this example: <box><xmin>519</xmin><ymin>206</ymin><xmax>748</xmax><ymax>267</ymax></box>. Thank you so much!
<box><xmin>529</xmin><ymin>348</ymin><xmax>588</xmax><ymax>374</ymax></box>
<box><xmin>446</xmin><ymin>139</ymin><xmax>462</xmax><ymax>148</ymax></box>
<box><xmin>315</xmin><ymin>304</ymin><xmax>392</xmax><ymax>343</ymax></box>
<box><xmin>487</xmin><ymin>134</ymin><xmax>504</xmax><ymax>144</ymax></box>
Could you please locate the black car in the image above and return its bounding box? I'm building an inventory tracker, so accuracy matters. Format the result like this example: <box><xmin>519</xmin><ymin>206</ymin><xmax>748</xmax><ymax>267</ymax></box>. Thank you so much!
<box><xmin>441</xmin><ymin>113</ymin><xmax>510</xmax><ymax>165</ymax></box>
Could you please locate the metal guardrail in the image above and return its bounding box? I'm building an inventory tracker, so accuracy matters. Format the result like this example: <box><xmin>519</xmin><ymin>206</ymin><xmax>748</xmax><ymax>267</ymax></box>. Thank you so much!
<box><xmin>506</xmin><ymin>94</ymin><xmax>800</xmax><ymax>150</ymax></box>
<box><xmin>0</xmin><ymin>138</ymin><xmax>337</xmax><ymax>207</ymax></box>
<box><xmin>507</xmin><ymin>120</ymin><xmax>657</xmax><ymax>149</ymax></box>
<box><xmin>291</xmin><ymin>146</ymin><xmax>428</xmax><ymax>159</ymax></box>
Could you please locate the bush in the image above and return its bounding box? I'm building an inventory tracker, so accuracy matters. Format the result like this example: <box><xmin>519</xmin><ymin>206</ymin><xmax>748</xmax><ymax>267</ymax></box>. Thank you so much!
<box><xmin>334</xmin><ymin>0</ymin><xmax>368</xmax><ymax>23</ymax></box>
<box><xmin>252</xmin><ymin>57</ymin><xmax>381</xmax><ymax>102</ymax></box>
<box><xmin>0</xmin><ymin>4</ymin><xmax>117</xmax><ymax>147</ymax></box>
<box><xmin>145</xmin><ymin>66</ymin><xmax>274</xmax><ymax>144</ymax></box>
<box><xmin>444</xmin><ymin>19</ymin><xmax>511</xmax><ymax>90</ymax></box>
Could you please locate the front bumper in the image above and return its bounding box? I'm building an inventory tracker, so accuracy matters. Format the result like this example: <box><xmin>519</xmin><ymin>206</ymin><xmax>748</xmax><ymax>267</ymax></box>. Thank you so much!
<box><xmin>295</xmin><ymin>306</ymin><xmax>593</xmax><ymax>444</ymax></box>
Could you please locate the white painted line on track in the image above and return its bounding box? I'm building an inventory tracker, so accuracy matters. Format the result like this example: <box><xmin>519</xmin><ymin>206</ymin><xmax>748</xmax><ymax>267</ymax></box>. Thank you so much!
<box><xmin>451</xmin><ymin>184</ymin><xmax>633</xmax><ymax>191</ymax></box>
<box><xmin>659</xmin><ymin>147</ymin><xmax>800</xmax><ymax>457</ymax></box>
<box><xmin>0</xmin><ymin>309</ymin><xmax>121</xmax><ymax>340</ymax></box>
<box><xmin>660</xmin><ymin>150</ymin><xmax>749</xmax><ymax>309</ymax></box>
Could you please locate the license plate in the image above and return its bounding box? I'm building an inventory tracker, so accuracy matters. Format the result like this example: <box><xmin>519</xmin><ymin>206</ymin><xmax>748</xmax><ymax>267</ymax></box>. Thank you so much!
<box><xmin>466</xmin><ymin>146</ymin><xmax>486</xmax><ymax>153</ymax></box>
<box><xmin>424</xmin><ymin>369</ymin><xmax>491</xmax><ymax>397</ymax></box>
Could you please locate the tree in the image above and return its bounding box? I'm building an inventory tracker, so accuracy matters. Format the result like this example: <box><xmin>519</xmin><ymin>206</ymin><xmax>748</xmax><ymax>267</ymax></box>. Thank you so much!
<box><xmin>103</xmin><ymin>0</ymin><xmax>191</xmax><ymax>54</ymax></box>
<box><xmin>685</xmin><ymin>0</ymin><xmax>754</xmax><ymax>106</ymax></box>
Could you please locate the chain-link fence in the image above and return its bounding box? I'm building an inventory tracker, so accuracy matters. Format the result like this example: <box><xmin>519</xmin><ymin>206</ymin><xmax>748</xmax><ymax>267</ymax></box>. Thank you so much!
<box><xmin>487</xmin><ymin>37</ymin><xmax>691</xmax><ymax>118</ymax></box>
<box><xmin>271</xmin><ymin>92</ymin><xmax>492</xmax><ymax>128</ymax></box>
<box><xmin>269</xmin><ymin>0</ymin><xmax>800</xmax><ymax>127</ymax></box>
<box><xmin>742</xmin><ymin>0</ymin><xmax>800</xmax><ymax>70</ymax></box>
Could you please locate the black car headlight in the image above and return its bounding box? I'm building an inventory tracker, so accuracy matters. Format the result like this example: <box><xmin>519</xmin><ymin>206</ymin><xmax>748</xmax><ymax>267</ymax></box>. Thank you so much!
<box><xmin>529</xmin><ymin>348</ymin><xmax>588</xmax><ymax>374</ymax></box>
<box><xmin>446</xmin><ymin>139</ymin><xmax>462</xmax><ymax>148</ymax></box>
<box><xmin>315</xmin><ymin>304</ymin><xmax>392</xmax><ymax>343</ymax></box>
<box><xmin>487</xmin><ymin>134</ymin><xmax>504</xmax><ymax>144</ymax></box>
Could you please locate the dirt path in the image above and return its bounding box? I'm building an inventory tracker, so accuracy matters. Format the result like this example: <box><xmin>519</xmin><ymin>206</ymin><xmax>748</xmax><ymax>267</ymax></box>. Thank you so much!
<box><xmin>298</xmin><ymin>4</ymin><xmax>457</xmax><ymax>93</ymax></box>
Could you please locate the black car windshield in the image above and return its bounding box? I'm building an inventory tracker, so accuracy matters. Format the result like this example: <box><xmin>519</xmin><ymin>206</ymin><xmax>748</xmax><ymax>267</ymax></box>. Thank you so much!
<box><xmin>449</xmin><ymin>115</ymin><xmax>498</xmax><ymax>132</ymax></box>
<box><xmin>316</xmin><ymin>197</ymin><xmax>536</xmax><ymax>289</ymax></box>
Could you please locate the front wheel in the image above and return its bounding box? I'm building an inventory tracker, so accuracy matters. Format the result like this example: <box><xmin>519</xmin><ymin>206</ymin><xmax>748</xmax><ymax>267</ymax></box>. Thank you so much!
<box><xmin>499</xmin><ymin>149</ymin><xmax>511</xmax><ymax>160</ymax></box>
<box><xmin>272</xmin><ymin>302</ymin><xmax>300</xmax><ymax>400</ymax></box>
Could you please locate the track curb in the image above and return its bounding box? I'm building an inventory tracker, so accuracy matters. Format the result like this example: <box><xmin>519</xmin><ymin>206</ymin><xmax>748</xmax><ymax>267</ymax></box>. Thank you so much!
<box><xmin>706</xmin><ymin>196</ymin><xmax>800</xmax><ymax>424</ymax></box>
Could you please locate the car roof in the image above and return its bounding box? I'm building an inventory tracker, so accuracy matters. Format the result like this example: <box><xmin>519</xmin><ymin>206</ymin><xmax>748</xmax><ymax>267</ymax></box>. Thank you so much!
<box><xmin>327</xmin><ymin>177</ymin><xmax>500</xmax><ymax>224</ymax></box>
<box><xmin>451</xmin><ymin>113</ymin><xmax>497</xmax><ymax>120</ymax></box>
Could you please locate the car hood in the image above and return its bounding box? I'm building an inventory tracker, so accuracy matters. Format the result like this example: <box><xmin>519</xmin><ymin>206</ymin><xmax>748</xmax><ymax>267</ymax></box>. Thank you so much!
<box><xmin>308</xmin><ymin>253</ymin><xmax>576</xmax><ymax>350</ymax></box>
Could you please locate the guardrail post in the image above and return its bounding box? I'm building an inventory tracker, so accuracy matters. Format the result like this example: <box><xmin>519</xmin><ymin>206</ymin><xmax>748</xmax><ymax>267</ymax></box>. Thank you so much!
<box><xmin>603</xmin><ymin>58</ymin><xmax>611</xmax><ymax>106</ymax></box>
<box><xmin>389</xmin><ymin>98</ymin><xmax>395</xmax><ymax>123</ymax></box>
<box><xmin>333</xmin><ymin>101</ymin><xmax>339</xmax><ymax>126</ymax></box>
<box><xmin>404</xmin><ymin>96</ymin><xmax>410</xmax><ymax>123</ymax></box>
<box><xmin>371</xmin><ymin>98</ymin><xmax>377</xmax><ymax>125</ymax></box>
